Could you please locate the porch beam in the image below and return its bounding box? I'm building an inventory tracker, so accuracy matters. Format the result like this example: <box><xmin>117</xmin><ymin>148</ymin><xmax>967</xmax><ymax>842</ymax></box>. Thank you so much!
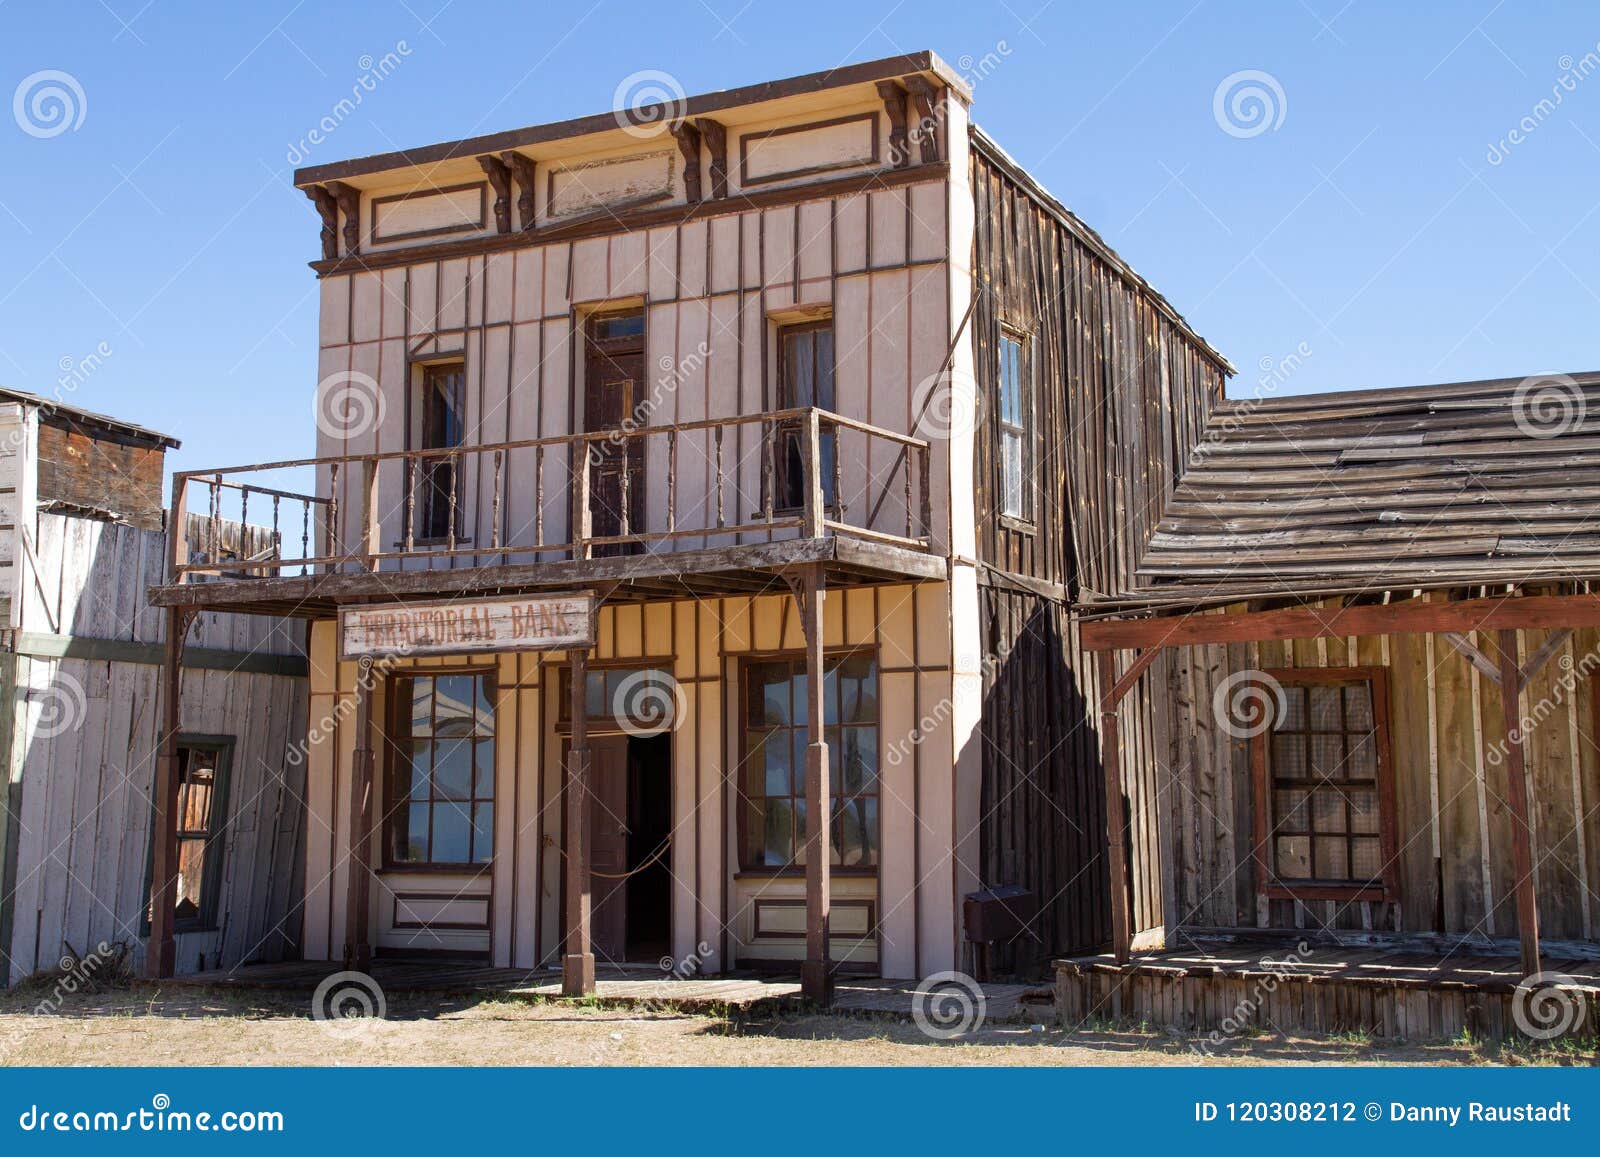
<box><xmin>1095</xmin><ymin>650</ymin><xmax>1132</xmax><ymax>964</ymax></box>
<box><xmin>343</xmin><ymin>666</ymin><xmax>377</xmax><ymax>972</ymax></box>
<box><xmin>1495</xmin><ymin>630</ymin><xmax>1543</xmax><ymax>978</ymax></box>
<box><xmin>786</xmin><ymin>563</ymin><xmax>832</xmax><ymax>1004</ymax></box>
<box><xmin>1079</xmin><ymin>592</ymin><xmax>1600</xmax><ymax>652</ymax></box>
<box><xmin>145</xmin><ymin>606</ymin><xmax>192</xmax><ymax>978</ymax></box>
<box><xmin>562</xmin><ymin>646</ymin><xmax>595</xmax><ymax>995</ymax></box>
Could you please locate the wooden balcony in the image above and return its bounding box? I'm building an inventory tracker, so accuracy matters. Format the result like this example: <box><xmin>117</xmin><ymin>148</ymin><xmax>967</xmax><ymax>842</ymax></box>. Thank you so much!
<box><xmin>150</xmin><ymin>407</ymin><xmax>946</xmax><ymax>617</ymax></box>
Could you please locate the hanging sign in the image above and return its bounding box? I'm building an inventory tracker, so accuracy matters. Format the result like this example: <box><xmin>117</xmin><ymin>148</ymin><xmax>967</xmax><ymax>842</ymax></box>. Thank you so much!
<box><xmin>339</xmin><ymin>592</ymin><xmax>595</xmax><ymax>660</ymax></box>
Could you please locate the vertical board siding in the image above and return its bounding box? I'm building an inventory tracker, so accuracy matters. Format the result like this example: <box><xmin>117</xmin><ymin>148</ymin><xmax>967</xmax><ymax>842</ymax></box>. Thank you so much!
<box><xmin>4</xmin><ymin>514</ymin><xmax>307</xmax><ymax>984</ymax></box>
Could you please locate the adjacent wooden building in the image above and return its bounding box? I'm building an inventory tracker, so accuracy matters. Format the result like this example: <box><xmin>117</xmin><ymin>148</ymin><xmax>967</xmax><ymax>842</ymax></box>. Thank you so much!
<box><xmin>0</xmin><ymin>389</ymin><xmax>308</xmax><ymax>983</ymax></box>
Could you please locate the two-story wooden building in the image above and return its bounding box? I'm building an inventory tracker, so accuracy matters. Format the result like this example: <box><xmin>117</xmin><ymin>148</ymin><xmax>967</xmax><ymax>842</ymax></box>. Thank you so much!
<box><xmin>146</xmin><ymin>51</ymin><xmax>1231</xmax><ymax>1002</ymax></box>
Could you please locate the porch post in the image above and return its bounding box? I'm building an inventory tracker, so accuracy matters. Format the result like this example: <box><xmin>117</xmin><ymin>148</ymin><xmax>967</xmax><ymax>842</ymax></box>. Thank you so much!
<box><xmin>343</xmin><ymin>664</ymin><xmax>376</xmax><ymax>971</ymax></box>
<box><xmin>798</xmin><ymin>564</ymin><xmax>832</xmax><ymax>1004</ymax></box>
<box><xmin>146</xmin><ymin>606</ymin><xmax>189</xmax><ymax>978</ymax></box>
<box><xmin>1096</xmin><ymin>650</ymin><xmax>1132</xmax><ymax>964</ymax></box>
<box><xmin>563</xmin><ymin>647</ymin><xmax>595</xmax><ymax>995</ymax></box>
<box><xmin>1494</xmin><ymin>629</ymin><xmax>1542</xmax><ymax>977</ymax></box>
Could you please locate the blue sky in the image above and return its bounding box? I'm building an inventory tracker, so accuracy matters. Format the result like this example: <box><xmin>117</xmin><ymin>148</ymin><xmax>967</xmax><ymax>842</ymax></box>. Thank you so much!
<box><xmin>2</xmin><ymin>1</ymin><xmax>1598</xmax><ymax>476</ymax></box>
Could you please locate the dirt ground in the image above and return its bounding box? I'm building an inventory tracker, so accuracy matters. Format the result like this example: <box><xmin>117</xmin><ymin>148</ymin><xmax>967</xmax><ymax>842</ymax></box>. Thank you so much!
<box><xmin>1</xmin><ymin>985</ymin><xmax>1590</xmax><ymax>1066</ymax></box>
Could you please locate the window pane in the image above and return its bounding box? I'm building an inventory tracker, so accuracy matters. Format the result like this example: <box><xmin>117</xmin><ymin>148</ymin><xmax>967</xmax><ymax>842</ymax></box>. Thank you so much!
<box><xmin>1309</xmin><ymin>734</ymin><xmax>1345</xmax><ymax>778</ymax></box>
<box><xmin>433</xmin><ymin>739</ymin><xmax>472</xmax><ymax>800</ymax></box>
<box><xmin>409</xmin><ymin>678</ymin><xmax>434</xmax><ymax>737</ymax></box>
<box><xmin>432</xmin><ymin>804</ymin><xmax>471</xmax><ymax>863</ymax></box>
<box><xmin>1278</xmin><ymin>686</ymin><xmax>1307</xmax><ymax>730</ymax></box>
<box><xmin>763</xmin><ymin>799</ymin><xmax>793</xmax><ymax>866</ymax></box>
<box><xmin>434</xmin><ymin>675</ymin><xmax>477</xmax><ymax>736</ymax></box>
<box><xmin>1311</xmin><ymin>790</ymin><xmax>1346</xmax><ymax>833</ymax></box>
<box><xmin>1309</xmin><ymin>685</ymin><xmax>1341</xmax><ymax>730</ymax></box>
<box><xmin>833</xmin><ymin>797</ymin><xmax>877</xmax><ymax>867</ymax></box>
<box><xmin>1344</xmin><ymin>684</ymin><xmax>1374</xmax><ymax>730</ymax></box>
<box><xmin>1276</xmin><ymin>835</ymin><xmax>1311</xmax><ymax>878</ymax></box>
<box><xmin>473</xmin><ymin>740</ymin><xmax>495</xmax><ymax>798</ymax></box>
<box><xmin>1349</xmin><ymin>789</ymin><xmax>1380</xmax><ymax>834</ymax></box>
<box><xmin>1002</xmin><ymin>433</ymin><xmax>1023</xmax><ymax>516</ymax></box>
<box><xmin>406</xmin><ymin>742</ymin><xmax>431</xmax><ymax>800</ymax></box>
<box><xmin>765</xmin><ymin>732</ymin><xmax>793</xmax><ymax>797</ymax></box>
<box><xmin>755</xmin><ymin>665</ymin><xmax>790</xmax><ymax>725</ymax></box>
<box><xmin>175</xmin><ymin>837</ymin><xmax>206</xmax><ymax>921</ymax></box>
<box><xmin>1351</xmin><ymin>836</ymin><xmax>1383</xmax><ymax>880</ymax></box>
<box><xmin>841</xmin><ymin>727</ymin><xmax>878</xmax><ymax>796</ymax></box>
<box><xmin>1273</xmin><ymin>788</ymin><xmax>1308</xmax><ymax>833</ymax></box>
<box><xmin>1348</xmin><ymin>733</ymin><xmax>1377</xmax><ymax>776</ymax></box>
<box><xmin>814</xmin><ymin>329</ymin><xmax>835</xmax><ymax>410</ymax></box>
<box><xmin>837</xmin><ymin>655</ymin><xmax>877</xmax><ymax>723</ymax></box>
<box><xmin>399</xmin><ymin>803</ymin><xmax>430</xmax><ymax>862</ymax></box>
<box><xmin>1313</xmin><ymin>837</ymin><xmax>1348</xmax><ymax>880</ymax></box>
<box><xmin>786</xmin><ymin>330</ymin><xmax>815</xmax><ymax>407</ymax></box>
<box><xmin>471</xmin><ymin>803</ymin><xmax>494</xmax><ymax>863</ymax></box>
<box><xmin>1271</xmin><ymin>733</ymin><xmax>1307</xmax><ymax>776</ymax></box>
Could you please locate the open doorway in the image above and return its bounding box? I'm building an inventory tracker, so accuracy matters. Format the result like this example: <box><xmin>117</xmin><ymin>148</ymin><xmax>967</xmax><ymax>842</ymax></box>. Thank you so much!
<box><xmin>585</xmin><ymin>732</ymin><xmax>673</xmax><ymax>965</ymax></box>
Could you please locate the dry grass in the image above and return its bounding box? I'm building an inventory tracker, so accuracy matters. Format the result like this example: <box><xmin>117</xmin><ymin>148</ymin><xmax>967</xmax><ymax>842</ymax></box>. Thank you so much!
<box><xmin>1</xmin><ymin>986</ymin><xmax>1584</xmax><ymax>1066</ymax></box>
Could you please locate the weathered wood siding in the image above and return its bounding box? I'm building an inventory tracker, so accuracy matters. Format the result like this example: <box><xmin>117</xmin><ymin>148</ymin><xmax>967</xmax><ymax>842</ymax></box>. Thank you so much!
<box><xmin>967</xmin><ymin>136</ymin><xmax>1227</xmax><ymax>965</ymax></box>
<box><xmin>1165</xmin><ymin>591</ymin><xmax>1600</xmax><ymax>944</ymax></box>
<box><xmin>2</xmin><ymin>513</ymin><xmax>308</xmax><ymax>983</ymax></box>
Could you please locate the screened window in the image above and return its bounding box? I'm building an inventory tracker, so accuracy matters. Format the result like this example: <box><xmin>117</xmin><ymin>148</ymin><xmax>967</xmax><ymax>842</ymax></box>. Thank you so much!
<box><xmin>776</xmin><ymin>322</ymin><xmax>837</xmax><ymax>512</ymax></box>
<box><xmin>414</xmin><ymin>362</ymin><xmax>465</xmax><ymax>540</ymax></box>
<box><xmin>1257</xmin><ymin>670</ymin><xmax>1394</xmax><ymax>895</ymax></box>
<box><xmin>145</xmin><ymin>738</ymin><xmax>233</xmax><ymax>933</ymax></box>
<box><xmin>998</xmin><ymin>331</ymin><xmax>1031</xmax><ymax>521</ymax></box>
<box><xmin>741</xmin><ymin>654</ymin><xmax>878</xmax><ymax>870</ymax></box>
<box><xmin>388</xmin><ymin>672</ymin><xmax>495</xmax><ymax>866</ymax></box>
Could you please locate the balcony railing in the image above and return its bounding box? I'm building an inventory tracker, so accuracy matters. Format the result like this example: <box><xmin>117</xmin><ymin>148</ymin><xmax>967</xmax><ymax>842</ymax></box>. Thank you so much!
<box><xmin>168</xmin><ymin>407</ymin><xmax>934</xmax><ymax>582</ymax></box>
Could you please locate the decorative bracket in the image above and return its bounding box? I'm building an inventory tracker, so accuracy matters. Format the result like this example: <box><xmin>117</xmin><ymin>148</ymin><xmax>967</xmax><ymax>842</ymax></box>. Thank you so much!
<box><xmin>903</xmin><ymin>75</ymin><xmax>941</xmax><ymax>164</ymax></box>
<box><xmin>693</xmin><ymin>117</ymin><xmax>728</xmax><ymax>198</ymax></box>
<box><xmin>875</xmin><ymin>79</ymin><xmax>910</xmax><ymax>167</ymax></box>
<box><xmin>502</xmin><ymin>151</ymin><xmax>536</xmax><ymax>230</ymax></box>
<box><xmin>670</xmin><ymin>120</ymin><xmax>703</xmax><ymax>204</ymax></box>
<box><xmin>325</xmin><ymin>181</ymin><xmax>361</xmax><ymax>255</ymax></box>
<box><xmin>478</xmin><ymin>155</ymin><xmax>513</xmax><ymax>233</ymax></box>
<box><xmin>305</xmin><ymin>184</ymin><xmax>339</xmax><ymax>260</ymax></box>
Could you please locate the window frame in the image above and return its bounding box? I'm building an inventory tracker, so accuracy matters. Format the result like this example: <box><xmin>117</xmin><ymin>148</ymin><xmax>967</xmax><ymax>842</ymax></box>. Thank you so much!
<box><xmin>773</xmin><ymin>319</ymin><xmax>838</xmax><ymax>515</ymax></box>
<box><xmin>382</xmin><ymin>666</ymin><xmax>498</xmax><ymax>872</ymax></box>
<box><xmin>142</xmin><ymin>734</ymin><xmax>236</xmax><ymax>935</ymax></box>
<box><xmin>407</xmin><ymin>359</ymin><xmax>468</xmax><ymax>544</ymax></box>
<box><xmin>735</xmin><ymin>647</ymin><xmax>880</xmax><ymax>876</ymax></box>
<box><xmin>1250</xmin><ymin>666</ymin><xmax>1399</xmax><ymax>903</ymax></box>
<box><xmin>996</xmin><ymin>326</ymin><xmax>1035</xmax><ymax>527</ymax></box>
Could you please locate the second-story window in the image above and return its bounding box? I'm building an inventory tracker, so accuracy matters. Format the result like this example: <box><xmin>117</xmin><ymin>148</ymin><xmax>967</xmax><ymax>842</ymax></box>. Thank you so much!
<box><xmin>415</xmin><ymin>362</ymin><xmax>465</xmax><ymax>541</ymax></box>
<box><xmin>776</xmin><ymin>322</ymin><xmax>836</xmax><ymax>513</ymax></box>
<box><xmin>998</xmin><ymin>330</ymin><xmax>1033</xmax><ymax>522</ymax></box>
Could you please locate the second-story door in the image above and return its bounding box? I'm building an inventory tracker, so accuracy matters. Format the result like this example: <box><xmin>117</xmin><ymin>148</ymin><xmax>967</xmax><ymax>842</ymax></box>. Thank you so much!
<box><xmin>583</xmin><ymin>309</ymin><xmax>646</xmax><ymax>557</ymax></box>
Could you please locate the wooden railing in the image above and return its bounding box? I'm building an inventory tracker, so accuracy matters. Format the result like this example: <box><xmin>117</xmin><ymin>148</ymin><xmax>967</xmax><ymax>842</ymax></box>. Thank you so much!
<box><xmin>168</xmin><ymin>408</ymin><xmax>934</xmax><ymax>582</ymax></box>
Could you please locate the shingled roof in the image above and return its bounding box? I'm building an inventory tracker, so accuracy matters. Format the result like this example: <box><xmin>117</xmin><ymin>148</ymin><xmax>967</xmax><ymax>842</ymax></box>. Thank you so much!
<box><xmin>1124</xmin><ymin>371</ymin><xmax>1600</xmax><ymax>605</ymax></box>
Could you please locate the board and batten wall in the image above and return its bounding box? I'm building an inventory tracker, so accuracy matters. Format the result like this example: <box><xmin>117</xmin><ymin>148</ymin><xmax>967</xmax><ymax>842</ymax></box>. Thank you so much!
<box><xmin>1</xmin><ymin>510</ymin><xmax>308</xmax><ymax>983</ymax></box>
<box><xmin>1162</xmin><ymin>591</ymin><xmax>1600</xmax><ymax>946</ymax></box>
<box><xmin>302</xmin><ymin>581</ymin><xmax>962</xmax><ymax>979</ymax></box>
<box><xmin>311</xmin><ymin>93</ymin><xmax>965</xmax><ymax>570</ymax></box>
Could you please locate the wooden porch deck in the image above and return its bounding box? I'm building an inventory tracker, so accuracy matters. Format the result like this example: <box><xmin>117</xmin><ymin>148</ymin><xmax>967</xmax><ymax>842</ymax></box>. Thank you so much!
<box><xmin>1056</xmin><ymin>936</ymin><xmax>1600</xmax><ymax>1043</ymax></box>
<box><xmin>150</xmin><ymin>959</ymin><xmax>1048</xmax><ymax>1021</ymax></box>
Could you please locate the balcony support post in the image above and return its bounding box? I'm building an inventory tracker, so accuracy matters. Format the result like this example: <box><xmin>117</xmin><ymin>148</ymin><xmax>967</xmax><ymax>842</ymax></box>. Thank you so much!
<box><xmin>146</xmin><ymin>605</ymin><xmax>195</xmax><ymax>978</ymax></box>
<box><xmin>343</xmin><ymin>663</ymin><xmax>377</xmax><ymax>973</ymax></box>
<box><xmin>563</xmin><ymin>646</ymin><xmax>595</xmax><ymax>995</ymax></box>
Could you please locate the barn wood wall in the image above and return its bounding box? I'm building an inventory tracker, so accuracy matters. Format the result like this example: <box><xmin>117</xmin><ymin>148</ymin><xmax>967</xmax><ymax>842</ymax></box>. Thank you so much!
<box><xmin>4</xmin><ymin>513</ymin><xmax>307</xmax><ymax>983</ymax></box>
<box><xmin>967</xmin><ymin>140</ymin><xmax>1227</xmax><ymax>960</ymax></box>
<box><xmin>1165</xmin><ymin>591</ymin><xmax>1600</xmax><ymax>944</ymax></box>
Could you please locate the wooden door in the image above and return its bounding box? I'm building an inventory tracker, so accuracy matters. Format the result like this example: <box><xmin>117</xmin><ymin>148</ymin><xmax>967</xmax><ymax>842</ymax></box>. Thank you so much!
<box><xmin>586</xmin><ymin>735</ymin><xmax>630</xmax><ymax>964</ymax></box>
<box><xmin>583</xmin><ymin>310</ymin><xmax>646</xmax><ymax>556</ymax></box>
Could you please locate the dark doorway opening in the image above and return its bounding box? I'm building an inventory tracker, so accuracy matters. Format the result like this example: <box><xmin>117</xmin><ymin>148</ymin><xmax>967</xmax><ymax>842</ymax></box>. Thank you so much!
<box><xmin>624</xmin><ymin>734</ymin><xmax>672</xmax><ymax>964</ymax></box>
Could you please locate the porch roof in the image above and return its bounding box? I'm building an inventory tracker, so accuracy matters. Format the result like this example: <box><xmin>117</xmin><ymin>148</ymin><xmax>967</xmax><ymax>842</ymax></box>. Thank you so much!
<box><xmin>1118</xmin><ymin>371</ymin><xmax>1600</xmax><ymax>607</ymax></box>
<box><xmin>148</xmin><ymin>534</ymin><xmax>946</xmax><ymax>619</ymax></box>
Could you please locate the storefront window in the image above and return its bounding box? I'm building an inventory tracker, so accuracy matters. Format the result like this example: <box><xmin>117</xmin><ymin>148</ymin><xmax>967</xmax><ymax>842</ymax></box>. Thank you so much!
<box><xmin>387</xmin><ymin>672</ymin><xmax>495</xmax><ymax>867</ymax></box>
<box><xmin>740</xmin><ymin>653</ymin><xmax>878</xmax><ymax>870</ymax></box>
